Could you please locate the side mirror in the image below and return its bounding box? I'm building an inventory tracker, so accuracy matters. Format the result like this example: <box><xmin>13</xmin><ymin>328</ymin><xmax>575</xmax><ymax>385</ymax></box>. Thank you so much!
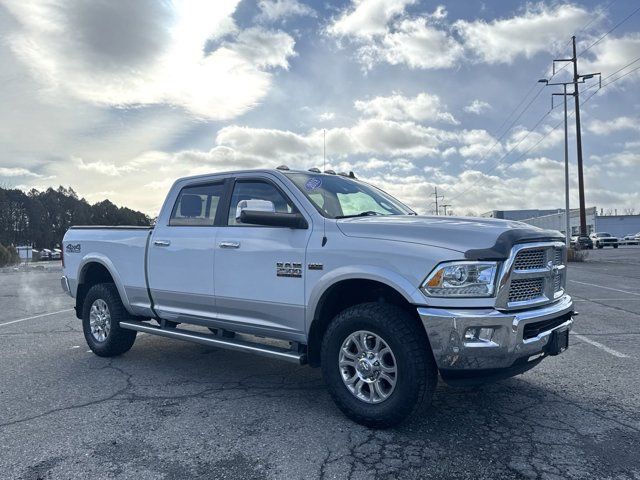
<box><xmin>236</xmin><ymin>198</ymin><xmax>307</xmax><ymax>228</ymax></box>
<box><xmin>236</xmin><ymin>199</ymin><xmax>275</xmax><ymax>220</ymax></box>
<box><xmin>239</xmin><ymin>210</ymin><xmax>308</xmax><ymax>229</ymax></box>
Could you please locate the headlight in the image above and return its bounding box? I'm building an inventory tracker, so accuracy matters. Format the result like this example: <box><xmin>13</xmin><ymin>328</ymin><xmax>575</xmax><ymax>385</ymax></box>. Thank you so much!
<box><xmin>421</xmin><ymin>261</ymin><xmax>498</xmax><ymax>297</ymax></box>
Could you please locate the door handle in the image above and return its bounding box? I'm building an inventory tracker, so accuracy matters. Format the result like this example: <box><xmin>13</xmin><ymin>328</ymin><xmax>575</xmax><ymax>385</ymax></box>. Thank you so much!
<box><xmin>153</xmin><ymin>240</ymin><xmax>171</xmax><ymax>247</ymax></box>
<box><xmin>218</xmin><ymin>241</ymin><xmax>240</xmax><ymax>249</ymax></box>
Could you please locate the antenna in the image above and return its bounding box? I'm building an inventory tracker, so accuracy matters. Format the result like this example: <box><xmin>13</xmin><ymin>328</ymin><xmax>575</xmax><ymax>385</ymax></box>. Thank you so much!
<box><xmin>323</xmin><ymin>129</ymin><xmax>326</xmax><ymax>172</ymax></box>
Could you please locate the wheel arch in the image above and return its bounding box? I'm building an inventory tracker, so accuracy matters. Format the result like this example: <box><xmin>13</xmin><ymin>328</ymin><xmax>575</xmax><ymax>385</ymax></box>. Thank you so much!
<box><xmin>306</xmin><ymin>276</ymin><xmax>424</xmax><ymax>368</ymax></box>
<box><xmin>75</xmin><ymin>256</ymin><xmax>131</xmax><ymax>318</ymax></box>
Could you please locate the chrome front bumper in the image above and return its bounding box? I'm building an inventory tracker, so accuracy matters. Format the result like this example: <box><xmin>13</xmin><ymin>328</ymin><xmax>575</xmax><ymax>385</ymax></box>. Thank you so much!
<box><xmin>418</xmin><ymin>294</ymin><xmax>574</xmax><ymax>371</ymax></box>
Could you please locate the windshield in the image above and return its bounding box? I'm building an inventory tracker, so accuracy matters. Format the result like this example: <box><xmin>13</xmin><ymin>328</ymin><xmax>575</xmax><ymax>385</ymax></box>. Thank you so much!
<box><xmin>286</xmin><ymin>173</ymin><xmax>415</xmax><ymax>219</ymax></box>
<box><xmin>596</xmin><ymin>232</ymin><xmax>611</xmax><ymax>237</ymax></box>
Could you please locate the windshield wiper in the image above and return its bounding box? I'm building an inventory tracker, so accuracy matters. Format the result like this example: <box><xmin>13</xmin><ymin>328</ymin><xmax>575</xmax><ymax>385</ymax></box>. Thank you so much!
<box><xmin>335</xmin><ymin>211</ymin><xmax>384</xmax><ymax>219</ymax></box>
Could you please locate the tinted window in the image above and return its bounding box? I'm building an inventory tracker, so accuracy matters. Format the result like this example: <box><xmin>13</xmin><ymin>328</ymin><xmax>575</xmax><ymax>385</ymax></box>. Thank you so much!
<box><xmin>228</xmin><ymin>181</ymin><xmax>294</xmax><ymax>226</ymax></box>
<box><xmin>170</xmin><ymin>183</ymin><xmax>224</xmax><ymax>226</ymax></box>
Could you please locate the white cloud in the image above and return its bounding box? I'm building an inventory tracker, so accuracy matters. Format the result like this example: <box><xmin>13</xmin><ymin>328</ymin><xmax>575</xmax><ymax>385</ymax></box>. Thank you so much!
<box><xmin>257</xmin><ymin>0</ymin><xmax>315</xmax><ymax>22</ymax></box>
<box><xmin>581</xmin><ymin>34</ymin><xmax>640</xmax><ymax>85</ymax></box>
<box><xmin>328</xmin><ymin>0</ymin><xmax>416</xmax><ymax>38</ymax></box>
<box><xmin>355</xmin><ymin>92</ymin><xmax>458</xmax><ymax>124</ymax></box>
<box><xmin>506</xmin><ymin>125</ymin><xmax>564</xmax><ymax>154</ymax></box>
<box><xmin>0</xmin><ymin>167</ymin><xmax>42</xmax><ymax>178</ymax></box>
<box><xmin>319</xmin><ymin>112</ymin><xmax>336</xmax><ymax>122</ymax></box>
<box><xmin>464</xmin><ymin>99</ymin><xmax>491</xmax><ymax>115</ymax></box>
<box><xmin>75</xmin><ymin>158</ymin><xmax>137</xmax><ymax>177</ymax></box>
<box><xmin>5</xmin><ymin>1</ymin><xmax>295</xmax><ymax>119</ymax></box>
<box><xmin>587</xmin><ymin>116</ymin><xmax>640</xmax><ymax>135</ymax></box>
<box><xmin>327</xmin><ymin>2</ymin><xmax>463</xmax><ymax>70</ymax></box>
<box><xmin>455</xmin><ymin>3</ymin><xmax>590</xmax><ymax>64</ymax></box>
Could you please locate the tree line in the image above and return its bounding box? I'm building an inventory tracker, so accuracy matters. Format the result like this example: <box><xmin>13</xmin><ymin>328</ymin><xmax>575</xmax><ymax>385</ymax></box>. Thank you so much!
<box><xmin>0</xmin><ymin>186</ymin><xmax>152</xmax><ymax>249</ymax></box>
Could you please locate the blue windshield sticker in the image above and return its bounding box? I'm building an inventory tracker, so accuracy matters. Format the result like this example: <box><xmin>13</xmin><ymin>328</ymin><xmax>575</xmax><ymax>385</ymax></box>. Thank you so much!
<box><xmin>305</xmin><ymin>177</ymin><xmax>322</xmax><ymax>191</ymax></box>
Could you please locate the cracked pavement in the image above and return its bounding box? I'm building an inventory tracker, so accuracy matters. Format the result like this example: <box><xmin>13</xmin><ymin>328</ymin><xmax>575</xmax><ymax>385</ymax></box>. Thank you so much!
<box><xmin>1</xmin><ymin>249</ymin><xmax>639</xmax><ymax>479</ymax></box>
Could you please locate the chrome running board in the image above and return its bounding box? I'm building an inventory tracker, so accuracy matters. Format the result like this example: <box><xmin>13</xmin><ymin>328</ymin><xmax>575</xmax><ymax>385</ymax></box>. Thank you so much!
<box><xmin>119</xmin><ymin>320</ymin><xmax>306</xmax><ymax>365</ymax></box>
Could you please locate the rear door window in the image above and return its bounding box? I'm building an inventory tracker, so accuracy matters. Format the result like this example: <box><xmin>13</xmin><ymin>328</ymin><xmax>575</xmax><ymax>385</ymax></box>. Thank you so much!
<box><xmin>169</xmin><ymin>183</ymin><xmax>224</xmax><ymax>226</ymax></box>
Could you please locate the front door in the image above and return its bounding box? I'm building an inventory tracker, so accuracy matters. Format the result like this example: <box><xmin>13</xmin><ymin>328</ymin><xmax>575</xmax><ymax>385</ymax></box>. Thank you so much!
<box><xmin>147</xmin><ymin>181</ymin><xmax>225</xmax><ymax>321</ymax></box>
<box><xmin>214</xmin><ymin>176</ymin><xmax>311</xmax><ymax>339</ymax></box>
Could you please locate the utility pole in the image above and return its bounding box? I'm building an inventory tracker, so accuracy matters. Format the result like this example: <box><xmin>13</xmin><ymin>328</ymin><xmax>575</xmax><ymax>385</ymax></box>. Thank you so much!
<box><xmin>441</xmin><ymin>204</ymin><xmax>451</xmax><ymax>216</ymax></box>
<box><xmin>432</xmin><ymin>187</ymin><xmax>444</xmax><ymax>215</ymax></box>
<box><xmin>543</xmin><ymin>36</ymin><xmax>600</xmax><ymax>239</ymax></box>
<box><xmin>540</xmin><ymin>78</ymin><xmax>573</xmax><ymax>246</ymax></box>
<box><xmin>571</xmin><ymin>36</ymin><xmax>587</xmax><ymax>237</ymax></box>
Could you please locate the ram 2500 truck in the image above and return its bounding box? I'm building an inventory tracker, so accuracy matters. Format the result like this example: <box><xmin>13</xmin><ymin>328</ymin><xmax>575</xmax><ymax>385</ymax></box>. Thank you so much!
<box><xmin>61</xmin><ymin>168</ymin><xmax>574</xmax><ymax>427</ymax></box>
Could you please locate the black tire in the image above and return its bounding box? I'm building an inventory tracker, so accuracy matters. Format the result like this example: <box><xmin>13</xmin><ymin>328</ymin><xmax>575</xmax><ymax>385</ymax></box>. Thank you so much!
<box><xmin>321</xmin><ymin>302</ymin><xmax>437</xmax><ymax>428</ymax></box>
<box><xmin>613</xmin><ymin>244</ymin><xmax>618</xmax><ymax>249</ymax></box>
<box><xmin>597</xmin><ymin>243</ymin><xmax>603</xmax><ymax>249</ymax></box>
<box><xmin>82</xmin><ymin>283</ymin><xmax>137</xmax><ymax>357</ymax></box>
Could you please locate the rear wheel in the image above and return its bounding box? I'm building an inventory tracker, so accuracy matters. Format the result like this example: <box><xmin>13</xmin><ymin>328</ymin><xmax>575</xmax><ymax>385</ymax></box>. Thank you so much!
<box><xmin>321</xmin><ymin>303</ymin><xmax>437</xmax><ymax>428</ymax></box>
<box><xmin>82</xmin><ymin>283</ymin><xmax>137</xmax><ymax>357</ymax></box>
<box><xmin>613</xmin><ymin>244</ymin><xmax>618</xmax><ymax>248</ymax></box>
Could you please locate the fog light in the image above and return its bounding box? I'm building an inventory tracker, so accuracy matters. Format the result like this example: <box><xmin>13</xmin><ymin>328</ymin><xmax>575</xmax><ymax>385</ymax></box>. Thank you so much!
<box><xmin>464</xmin><ymin>327</ymin><xmax>495</xmax><ymax>343</ymax></box>
<box><xmin>478</xmin><ymin>328</ymin><xmax>494</xmax><ymax>341</ymax></box>
<box><xmin>464</xmin><ymin>328</ymin><xmax>479</xmax><ymax>341</ymax></box>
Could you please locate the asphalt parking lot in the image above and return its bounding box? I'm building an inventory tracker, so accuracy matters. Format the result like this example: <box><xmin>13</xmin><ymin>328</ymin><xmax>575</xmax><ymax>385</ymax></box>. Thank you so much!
<box><xmin>1</xmin><ymin>248</ymin><xmax>639</xmax><ymax>480</ymax></box>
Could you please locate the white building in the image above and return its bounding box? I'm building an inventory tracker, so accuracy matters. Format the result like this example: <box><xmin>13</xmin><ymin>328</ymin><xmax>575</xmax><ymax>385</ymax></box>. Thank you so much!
<box><xmin>511</xmin><ymin>207</ymin><xmax>640</xmax><ymax>238</ymax></box>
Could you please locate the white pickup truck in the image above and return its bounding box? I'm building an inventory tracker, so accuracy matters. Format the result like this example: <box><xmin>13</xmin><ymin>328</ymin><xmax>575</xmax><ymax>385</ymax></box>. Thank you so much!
<box><xmin>61</xmin><ymin>167</ymin><xmax>574</xmax><ymax>427</ymax></box>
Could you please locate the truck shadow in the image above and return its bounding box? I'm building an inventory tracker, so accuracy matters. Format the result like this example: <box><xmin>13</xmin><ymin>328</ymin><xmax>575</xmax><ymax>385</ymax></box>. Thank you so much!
<box><xmin>119</xmin><ymin>337</ymin><xmax>639</xmax><ymax>479</ymax></box>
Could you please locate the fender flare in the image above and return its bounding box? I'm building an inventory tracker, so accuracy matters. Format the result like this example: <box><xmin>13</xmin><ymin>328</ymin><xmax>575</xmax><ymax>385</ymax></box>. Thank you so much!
<box><xmin>305</xmin><ymin>265</ymin><xmax>422</xmax><ymax>334</ymax></box>
<box><xmin>77</xmin><ymin>254</ymin><xmax>134</xmax><ymax>315</ymax></box>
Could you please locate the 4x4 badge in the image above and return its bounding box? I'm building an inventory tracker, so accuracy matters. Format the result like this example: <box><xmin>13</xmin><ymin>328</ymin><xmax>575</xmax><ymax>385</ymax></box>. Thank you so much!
<box><xmin>65</xmin><ymin>243</ymin><xmax>81</xmax><ymax>253</ymax></box>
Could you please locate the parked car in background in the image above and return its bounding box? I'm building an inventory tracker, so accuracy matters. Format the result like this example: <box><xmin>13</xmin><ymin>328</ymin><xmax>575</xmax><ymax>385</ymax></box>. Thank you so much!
<box><xmin>51</xmin><ymin>248</ymin><xmax>62</xmax><ymax>260</ymax></box>
<box><xmin>621</xmin><ymin>234</ymin><xmax>639</xmax><ymax>245</ymax></box>
<box><xmin>570</xmin><ymin>235</ymin><xmax>593</xmax><ymax>250</ymax></box>
<box><xmin>40</xmin><ymin>248</ymin><xmax>52</xmax><ymax>260</ymax></box>
<box><xmin>589</xmin><ymin>232</ymin><xmax>619</xmax><ymax>249</ymax></box>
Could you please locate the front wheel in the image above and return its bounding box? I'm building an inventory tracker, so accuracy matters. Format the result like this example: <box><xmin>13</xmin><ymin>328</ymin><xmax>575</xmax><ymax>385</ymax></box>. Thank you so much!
<box><xmin>613</xmin><ymin>244</ymin><xmax>619</xmax><ymax>249</ymax></box>
<box><xmin>321</xmin><ymin>303</ymin><xmax>437</xmax><ymax>428</ymax></box>
<box><xmin>82</xmin><ymin>283</ymin><xmax>137</xmax><ymax>357</ymax></box>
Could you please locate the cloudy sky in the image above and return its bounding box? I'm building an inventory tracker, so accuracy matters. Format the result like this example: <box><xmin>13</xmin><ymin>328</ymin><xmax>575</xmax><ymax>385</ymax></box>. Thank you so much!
<box><xmin>1</xmin><ymin>0</ymin><xmax>639</xmax><ymax>216</ymax></box>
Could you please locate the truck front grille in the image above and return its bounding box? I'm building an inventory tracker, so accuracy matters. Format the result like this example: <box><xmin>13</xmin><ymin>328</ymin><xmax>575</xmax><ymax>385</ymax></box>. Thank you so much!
<box><xmin>513</xmin><ymin>248</ymin><xmax>545</xmax><ymax>270</ymax></box>
<box><xmin>554</xmin><ymin>248</ymin><xmax>564</xmax><ymax>266</ymax></box>
<box><xmin>498</xmin><ymin>242</ymin><xmax>567</xmax><ymax>310</ymax></box>
<box><xmin>508</xmin><ymin>278</ymin><xmax>544</xmax><ymax>303</ymax></box>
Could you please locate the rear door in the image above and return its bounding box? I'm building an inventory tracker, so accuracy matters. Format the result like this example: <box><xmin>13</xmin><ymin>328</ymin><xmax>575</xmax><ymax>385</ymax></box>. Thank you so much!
<box><xmin>147</xmin><ymin>180</ymin><xmax>227</xmax><ymax>321</ymax></box>
<box><xmin>213</xmin><ymin>174</ymin><xmax>312</xmax><ymax>339</ymax></box>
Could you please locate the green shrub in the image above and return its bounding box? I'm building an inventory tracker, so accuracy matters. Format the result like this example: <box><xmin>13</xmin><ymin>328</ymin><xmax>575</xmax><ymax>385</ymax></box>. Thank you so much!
<box><xmin>0</xmin><ymin>244</ymin><xmax>8</xmax><ymax>267</ymax></box>
<box><xmin>7</xmin><ymin>245</ymin><xmax>20</xmax><ymax>265</ymax></box>
<box><xmin>568</xmin><ymin>248</ymin><xmax>588</xmax><ymax>262</ymax></box>
<box><xmin>0</xmin><ymin>244</ymin><xmax>21</xmax><ymax>267</ymax></box>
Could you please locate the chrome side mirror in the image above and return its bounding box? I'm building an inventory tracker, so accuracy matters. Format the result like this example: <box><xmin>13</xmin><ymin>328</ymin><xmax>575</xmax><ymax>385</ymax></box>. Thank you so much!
<box><xmin>236</xmin><ymin>199</ymin><xmax>275</xmax><ymax>222</ymax></box>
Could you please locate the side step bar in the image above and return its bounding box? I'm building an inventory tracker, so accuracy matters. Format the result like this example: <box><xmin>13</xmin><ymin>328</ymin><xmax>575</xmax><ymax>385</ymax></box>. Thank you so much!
<box><xmin>119</xmin><ymin>320</ymin><xmax>307</xmax><ymax>365</ymax></box>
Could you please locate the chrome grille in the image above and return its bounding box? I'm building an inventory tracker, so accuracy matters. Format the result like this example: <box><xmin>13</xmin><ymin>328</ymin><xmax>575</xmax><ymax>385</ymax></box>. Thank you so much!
<box><xmin>554</xmin><ymin>248</ymin><xmax>564</xmax><ymax>266</ymax></box>
<box><xmin>513</xmin><ymin>248</ymin><xmax>545</xmax><ymax>270</ymax></box>
<box><xmin>508</xmin><ymin>278</ymin><xmax>544</xmax><ymax>303</ymax></box>
<box><xmin>497</xmin><ymin>242</ymin><xmax>567</xmax><ymax>310</ymax></box>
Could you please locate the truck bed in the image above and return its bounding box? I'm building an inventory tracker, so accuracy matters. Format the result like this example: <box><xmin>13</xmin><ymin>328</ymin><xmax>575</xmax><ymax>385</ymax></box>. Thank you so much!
<box><xmin>63</xmin><ymin>226</ymin><xmax>154</xmax><ymax>317</ymax></box>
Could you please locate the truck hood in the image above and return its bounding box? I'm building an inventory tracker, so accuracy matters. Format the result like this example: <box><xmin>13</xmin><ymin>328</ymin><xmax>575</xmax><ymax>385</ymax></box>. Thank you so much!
<box><xmin>336</xmin><ymin>215</ymin><xmax>564</xmax><ymax>260</ymax></box>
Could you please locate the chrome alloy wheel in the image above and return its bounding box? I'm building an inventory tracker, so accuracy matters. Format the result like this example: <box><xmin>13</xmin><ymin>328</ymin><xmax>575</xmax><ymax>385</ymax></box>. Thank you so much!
<box><xmin>339</xmin><ymin>330</ymin><xmax>397</xmax><ymax>404</ymax></box>
<box><xmin>89</xmin><ymin>299</ymin><xmax>111</xmax><ymax>342</ymax></box>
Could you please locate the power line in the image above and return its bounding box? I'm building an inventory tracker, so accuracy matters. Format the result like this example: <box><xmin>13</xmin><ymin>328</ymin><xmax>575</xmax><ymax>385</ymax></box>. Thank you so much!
<box><xmin>549</xmin><ymin>2</ymin><xmax>638</xmax><ymax>81</ymax></box>
<box><xmin>451</xmin><ymin>53</ymin><xmax>639</xmax><ymax>204</ymax></box>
